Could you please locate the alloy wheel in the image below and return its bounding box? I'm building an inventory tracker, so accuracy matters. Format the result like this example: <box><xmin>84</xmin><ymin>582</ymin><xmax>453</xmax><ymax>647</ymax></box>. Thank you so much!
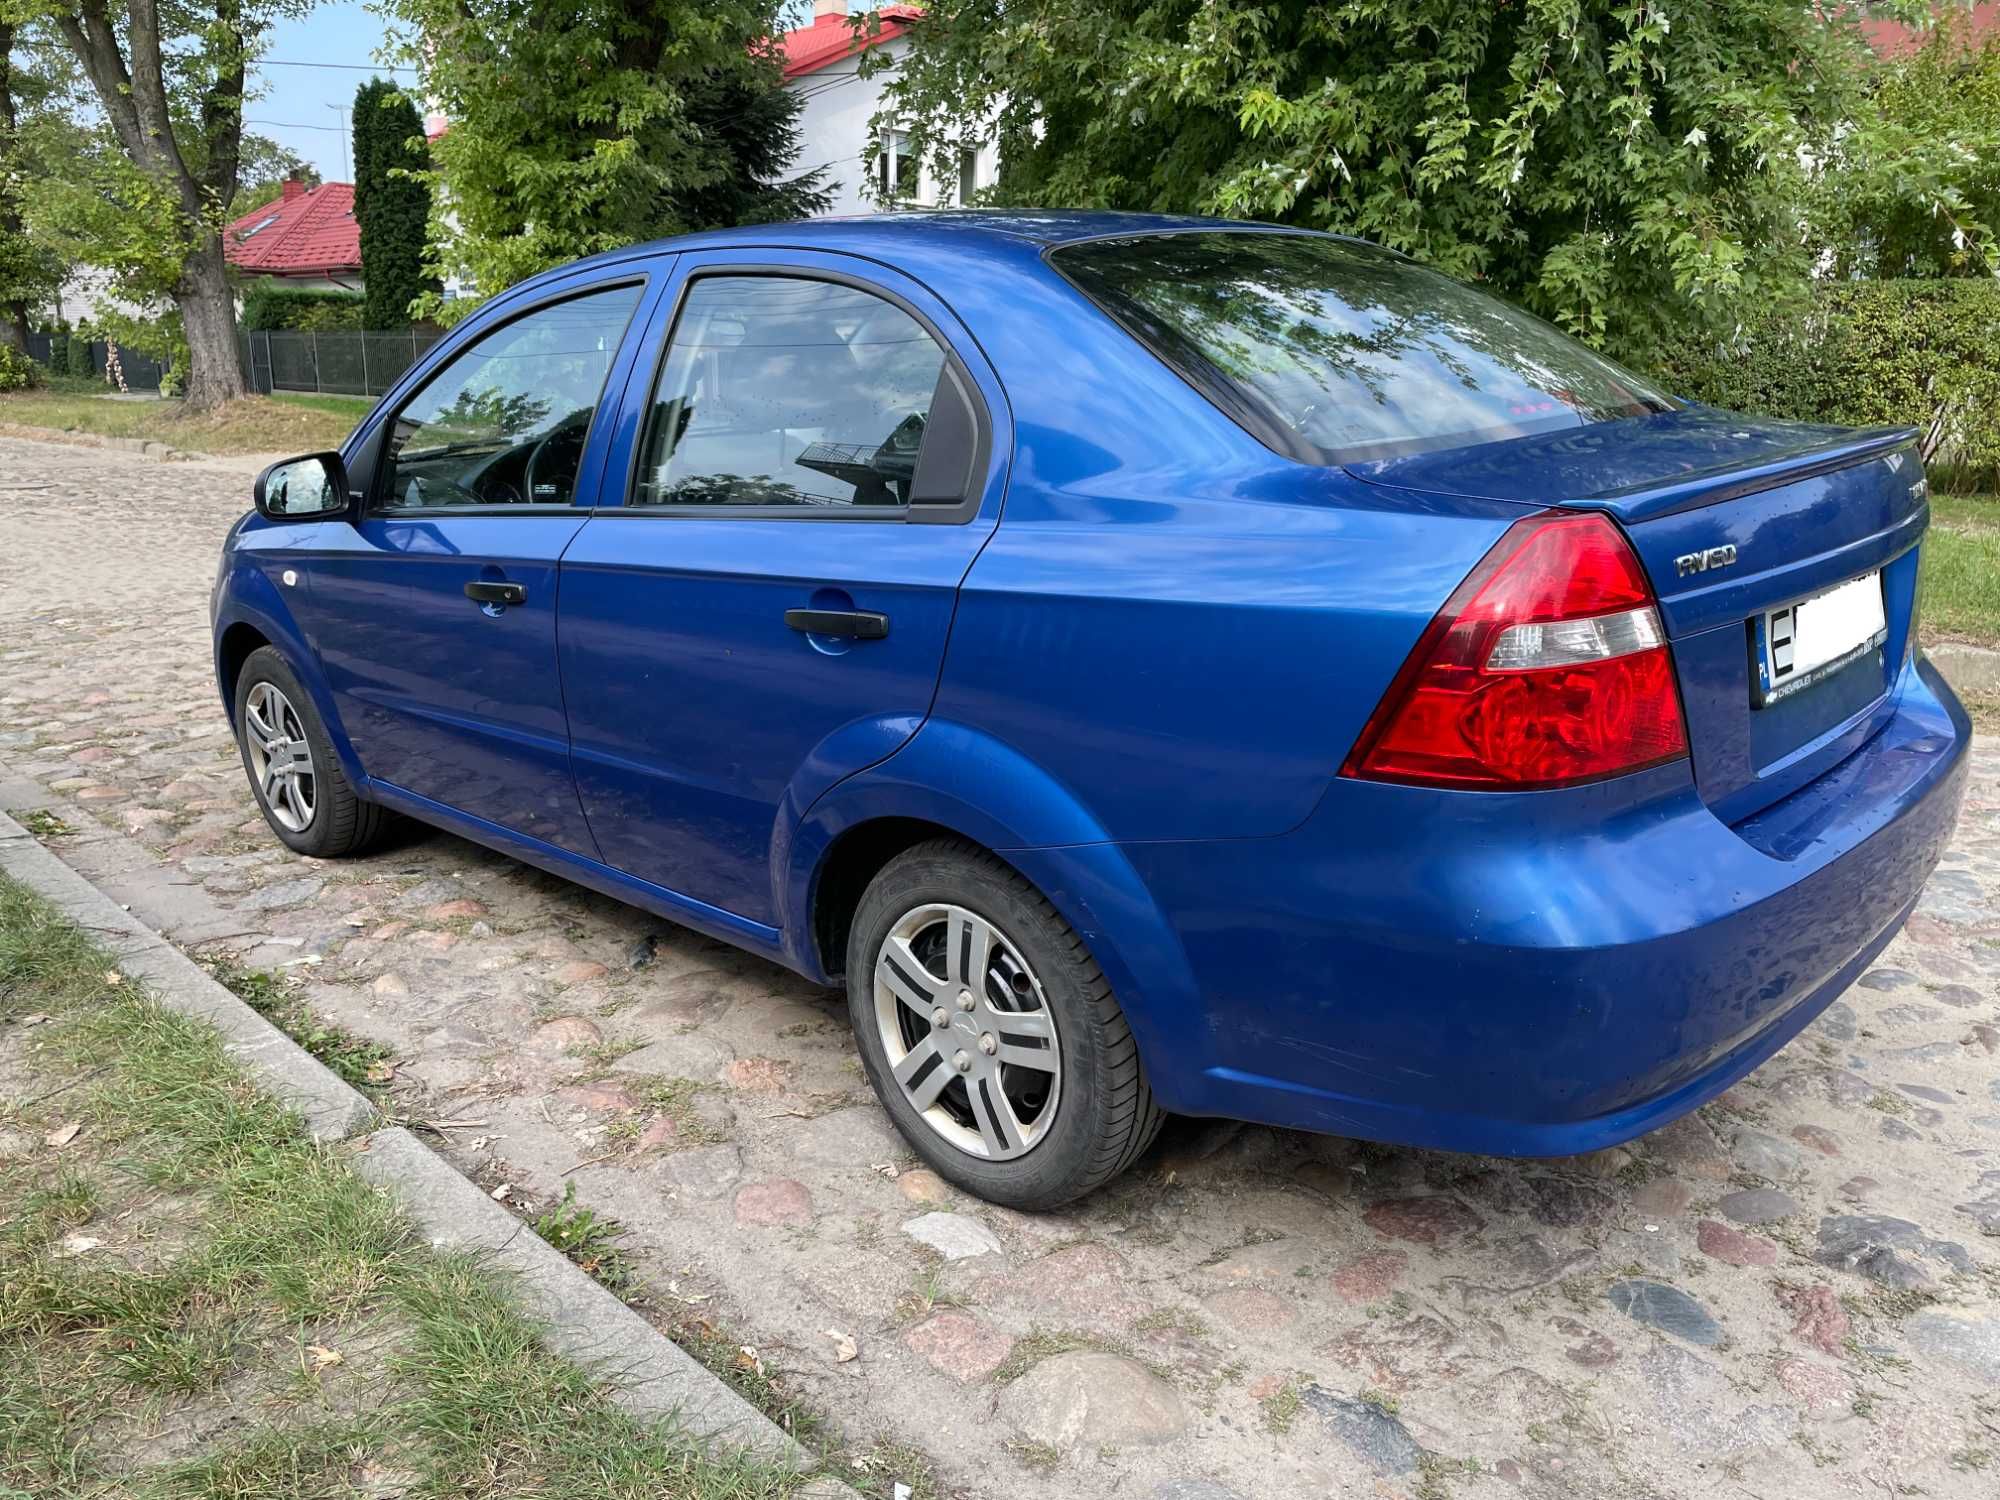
<box><xmin>242</xmin><ymin>681</ymin><xmax>317</xmax><ymax>833</ymax></box>
<box><xmin>873</xmin><ymin>902</ymin><xmax>1062</xmax><ymax>1160</ymax></box>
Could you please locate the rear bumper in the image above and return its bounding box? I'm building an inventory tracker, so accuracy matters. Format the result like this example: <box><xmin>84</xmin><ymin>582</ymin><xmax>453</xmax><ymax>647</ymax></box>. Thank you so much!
<box><xmin>1029</xmin><ymin>654</ymin><xmax>1970</xmax><ymax>1156</ymax></box>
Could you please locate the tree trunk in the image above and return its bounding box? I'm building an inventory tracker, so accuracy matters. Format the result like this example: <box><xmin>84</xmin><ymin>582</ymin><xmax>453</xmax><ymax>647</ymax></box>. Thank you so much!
<box><xmin>0</xmin><ymin>304</ymin><xmax>26</xmax><ymax>355</ymax></box>
<box><xmin>178</xmin><ymin>234</ymin><xmax>246</xmax><ymax>410</ymax></box>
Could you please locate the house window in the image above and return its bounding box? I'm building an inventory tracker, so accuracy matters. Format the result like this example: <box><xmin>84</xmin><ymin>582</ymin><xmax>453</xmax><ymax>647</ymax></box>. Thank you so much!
<box><xmin>958</xmin><ymin>148</ymin><xmax>980</xmax><ymax>206</ymax></box>
<box><xmin>877</xmin><ymin>130</ymin><xmax>919</xmax><ymax>203</ymax></box>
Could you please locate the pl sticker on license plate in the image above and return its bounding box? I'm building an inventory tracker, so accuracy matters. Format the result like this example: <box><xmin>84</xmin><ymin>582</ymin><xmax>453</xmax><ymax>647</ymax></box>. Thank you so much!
<box><xmin>1755</xmin><ymin>571</ymin><xmax>1887</xmax><ymax>706</ymax></box>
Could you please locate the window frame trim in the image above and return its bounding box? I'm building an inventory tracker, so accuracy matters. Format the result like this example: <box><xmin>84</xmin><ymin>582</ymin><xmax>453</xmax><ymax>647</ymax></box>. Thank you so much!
<box><xmin>609</xmin><ymin>261</ymin><xmax>991</xmax><ymax>526</ymax></box>
<box><xmin>366</xmin><ymin>274</ymin><xmax>650</xmax><ymax>519</ymax></box>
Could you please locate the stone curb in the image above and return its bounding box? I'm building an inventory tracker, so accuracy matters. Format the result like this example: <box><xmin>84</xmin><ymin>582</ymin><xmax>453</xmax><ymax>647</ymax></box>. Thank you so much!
<box><xmin>0</xmin><ymin>803</ymin><xmax>856</xmax><ymax>1496</ymax></box>
<box><xmin>0</xmin><ymin>806</ymin><xmax>376</xmax><ymax>1141</ymax></box>
<box><xmin>350</xmin><ymin>1127</ymin><xmax>826</xmax><ymax>1473</ymax></box>
<box><xmin>1932</xmin><ymin>641</ymin><xmax>2000</xmax><ymax>697</ymax></box>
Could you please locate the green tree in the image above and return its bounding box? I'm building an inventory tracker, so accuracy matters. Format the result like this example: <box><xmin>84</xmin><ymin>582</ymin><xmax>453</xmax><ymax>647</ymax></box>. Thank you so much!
<box><xmin>874</xmin><ymin>0</ymin><xmax>1987</xmax><ymax>363</ymax></box>
<box><xmin>1816</xmin><ymin>10</ymin><xmax>2000</xmax><ymax>280</ymax></box>
<box><xmin>382</xmin><ymin>0</ymin><xmax>829</xmax><ymax>317</ymax></box>
<box><xmin>229</xmin><ymin>135</ymin><xmax>317</xmax><ymax>218</ymax></box>
<box><xmin>1</xmin><ymin>0</ymin><xmax>308</xmax><ymax>408</ymax></box>
<box><xmin>0</xmin><ymin>20</ymin><xmax>62</xmax><ymax>353</ymax></box>
<box><xmin>351</xmin><ymin>77</ymin><xmax>434</xmax><ymax>328</ymax></box>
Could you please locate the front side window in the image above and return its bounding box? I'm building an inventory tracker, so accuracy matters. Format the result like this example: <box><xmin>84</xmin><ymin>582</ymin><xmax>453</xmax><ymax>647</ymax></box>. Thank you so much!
<box><xmin>634</xmin><ymin>276</ymin><xmax>948</xmax><ymax>510</ymax></box>
<box><xmin>380</xmin><ymin>283</ymin><xmax>641</xmax><ymax>509</ymax></box>
<box><xmin>1051</xmin><ymin>232</ymin><xmax>1675</xmax><ymax>465</ymax></box>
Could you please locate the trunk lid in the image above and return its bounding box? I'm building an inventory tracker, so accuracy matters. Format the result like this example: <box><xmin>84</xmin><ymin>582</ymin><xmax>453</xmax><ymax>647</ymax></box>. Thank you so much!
<box><xmin>1347</xmin><ymin>409</ymin><xmax>1930</xmax><ymax>823</ymax></box>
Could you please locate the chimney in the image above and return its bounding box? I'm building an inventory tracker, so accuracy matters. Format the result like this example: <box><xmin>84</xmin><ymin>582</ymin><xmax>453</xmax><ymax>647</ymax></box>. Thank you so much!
<box><xmin>281</xmin><ymin>171</ymin><xmax>306</xmax><ymax>202</ymax></box>
<box><xmin>813</xmin><ymin>0</ymin><xmax>846</xmax><ymax>24</ymax></box>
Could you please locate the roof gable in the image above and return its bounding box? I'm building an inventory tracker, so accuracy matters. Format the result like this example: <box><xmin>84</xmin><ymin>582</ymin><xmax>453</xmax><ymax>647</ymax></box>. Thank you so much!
<box><xmin>224</xmin><ymin>182</ymin><xmax>362</xmax><ymax>278</ymax></box>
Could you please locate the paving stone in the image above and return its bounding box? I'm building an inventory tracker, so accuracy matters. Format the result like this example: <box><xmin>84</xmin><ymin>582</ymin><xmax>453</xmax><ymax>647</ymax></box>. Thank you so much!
<box><xmin>1774</xmin><ymin>1355</ymin><xmax>1850</xmax><ymax>1417</ymax></box>
<box><xmin>424</xmin><ymin>898</ymin><xmax>486</xmax><ymax>921</ymax></box>
<box><xmin>1814</xmin><ymin>1214</ymin><xmax>1972</xmax><ymax>1287</ymax></box>
<box><xmin>1729</xmin><ymin>1128</ymin><xmax>1803</xmax><ymax>1180</ymax></box>
<box><xmin>1790</xmin><ymin>1124</ymin><xmax>1842</xmax><ymax>1156</ymax></box>
<box><xmin>1904</xmin><ymin>1307</ymin><xmax>2000</xmax><ymax>1383</ymax></box>
<box><xmin>723</xmin><ymin>1056</ymin><xmax>795</xmax><ymax>1092</ymax></box>
<box><xmin>784</xmin><ymin>1106</ymin><xmax>902</xmax><ymax>1167</ymax></box>
<box><xmin>901</xmin><ymin>1211</ymin><xmax>1003</xmax><ymax>1261</ymax></box>
<box><xmin>1000</xmin><ymin>1242</ymin><xmax>1147</xmax><ymax>1320</ymax></box>
<box><xmin>1361</xmin><ymin>1195</ymin><xmax>1483</xmax><ymax>1246</ymax></box>
<box><xmin>1857</xmin><ymin>968</ymin><xmax>1918</xmax><ymax>992</ymax></box>
<box><xmin>1206</xmin><ymin>1238</ymin><xmax>1315</xmax><ymax>1282</ymax></box>
<box><xmin>1630</xmin><ymin>1178</ymin><xmax>1693</xmax><ymax>1218</ymax></box>
<box><xmin>238</xmin><ymin>875</ymin><xmax>324</xmax><ymax>911</ymax></box>
<box><xmin>611</xmin><ymin>1033</ymin><xmax>735</xmax><ymax>1079</ymax></box>
<box><xmin>534</xmin><ymin>1015</ymin><xmax>601</xmax><ymax>1051</ymax></box>
<box><xmin>1607</xmin><ymin>1279</ymin><xmax>1723</xmax><ymax>1346</ymax></box>
<box><xmin>1151</xmin><ymin>1483</ymin><xmax>1248</xmax><ymax>1500</ymax></box>
<box><xmin>1775</xmin><ymin>1283</ymin><xmax>1850</xmax><ymax>1358</ymax></box>
<box><xmin>1202</xmin><ymin>1287</ymin><xmax>1299</xmax><ymax>1334</ymax></box>
<box><xmin>651</xmin><ymin>1144</ymin><xmax>743</xmax><ymax>1201</ymax></box>
<box><xmin>1933</xmin><ymin>982</ymin><xmax>1986</xmax><ymax>1008</ymax></box>
<box><xmin>903</xmin><ymin>1311</ymin><xmax>1014</xmax><ymax>1383</ymax></box>
<box><xmin>1696</xmin><ymin>1219</ymin><xmax>1778</xmax><ymax>1267</ymax></box>
<box><xmin>554</xmin><ymin>959</ymin><xmax>609</xmax><ymax>986</ymax></box>
<box><xmin>1717</xmin><ymin>1188</ymin><xmax>1799</xmax><ymax>1224</ymax></box>
<box><xmin>1329</xmin><ymin>1247</ymin><xmax>1408</xmax><ymax>1303</ymax></box>
<box><xmin>1551</xmin><ymin>1314</ymin><xmax>1619</xmax><ymax>1368</ymax></box>
<box><xmin>894</xmin><ymin>1168</ymin><xmax>952</xmax><ymax>1206</ymax></box>
<box><xmin>1636</xmin><ymin>1342</ymin><xmax>1791</xmax><ymax>1457</ymax></box>
<box><xmin>1297</xmin><ymin>1386</ymin><xmax>1423</xmax><ymax>1475</ymax></box>
<box><xmin>1955</xmin><ymin>1200</ymin><xmax>2000</xmax><ymax>1235</ymax></box>
<box><xmin>734</xmin><ymin>1178</ymin><xmax>813</xmax><ymax>1228</ymax></box>
<box><xmin>997</xmin><ymin>1351</ymin><xmax>1187</xmax><ymax>1450</ymax></box>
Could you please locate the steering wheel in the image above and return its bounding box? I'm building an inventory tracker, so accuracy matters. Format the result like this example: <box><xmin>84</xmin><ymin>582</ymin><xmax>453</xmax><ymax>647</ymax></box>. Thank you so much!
<box><xmin>523</xmin><ymin>413</ymin><xmax>592</xmax><ymax>504</ymax></box>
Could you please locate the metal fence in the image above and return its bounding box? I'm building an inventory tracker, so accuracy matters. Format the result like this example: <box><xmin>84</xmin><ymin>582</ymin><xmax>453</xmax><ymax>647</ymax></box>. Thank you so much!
<box><xmin>24</xmin><ymin>332</ymin><xmax>167</xmax><ymax>393</ymax></box>
<box><xmin>240</xmin><ymin>328</ymin><xmax>444</xmax><ymax>399</ymax></box>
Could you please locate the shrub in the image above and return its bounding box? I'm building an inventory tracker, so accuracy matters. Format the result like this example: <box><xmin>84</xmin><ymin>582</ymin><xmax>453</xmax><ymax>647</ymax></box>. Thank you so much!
<box><xmin>44</xmin><ymin>330</ymin><xmax>67</xmax><ymax>370</ymax></box>
<box><xmin>1657</xmin><ymin>279</ymin><xmax>2000</xmax><ymax>493</ymax></box>
<box><xmin>64</xmin><ymin>333</ymin><xmax>94</xmax><ymax>380</ymax></box>
<box><xmin>0</xmin><ymin>343</ymin><xmax>39</xmax><ymax>391</ymax></box>
<box><xmin>241</xmin><ymin>279</ymin><xmax>367</xmax><ymax>333</ymax></box>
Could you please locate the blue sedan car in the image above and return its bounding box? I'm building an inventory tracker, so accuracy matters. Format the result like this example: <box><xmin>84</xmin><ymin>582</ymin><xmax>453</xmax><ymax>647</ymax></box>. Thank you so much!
<box><xmin>214</xmin><ymin>212</ymin><xmax>1970</xmax><ymax>1207</ymax></box>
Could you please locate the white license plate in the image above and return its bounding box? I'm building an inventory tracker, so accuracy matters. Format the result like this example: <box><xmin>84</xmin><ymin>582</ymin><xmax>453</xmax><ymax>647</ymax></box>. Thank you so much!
<box><xmin>1756</xmin><ymin>571</ymin><xmax>1887</xmax><ymax>705</ymax></box>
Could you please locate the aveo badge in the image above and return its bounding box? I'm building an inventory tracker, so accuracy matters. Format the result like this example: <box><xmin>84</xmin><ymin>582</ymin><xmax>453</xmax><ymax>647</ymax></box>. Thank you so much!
<box><xmin>1674</xmin><ymin>544</ymin><xmax>1738</xmax><ymax>578</ymax></box>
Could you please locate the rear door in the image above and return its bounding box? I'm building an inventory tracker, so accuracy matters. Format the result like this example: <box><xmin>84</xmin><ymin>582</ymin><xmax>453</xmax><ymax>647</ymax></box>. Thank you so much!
<box><xmin>557</xmin><ymin>250</ymin><xmax>1005</xmax><ymax>923</ymax></box>
<box><xmin>305</xmin><ymin>277</ymin><xmax>651</xmax><ymax>854</ymax></box>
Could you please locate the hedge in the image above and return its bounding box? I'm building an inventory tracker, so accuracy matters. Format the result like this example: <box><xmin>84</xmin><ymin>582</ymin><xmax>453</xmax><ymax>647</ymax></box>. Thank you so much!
<box><xmin>240</xmin><ymin>279</ymin><xmax>367</xmax><ymax>333</ymax></box>
<box><xmin>0</xmin><ymin>343</ymin><xmax>37</xmax><ymax>391</ymax></box>
<box><xmin>1656</xmin><ymin>279</ymin><xmax>2000</xmax><ymax>493</ymax></box>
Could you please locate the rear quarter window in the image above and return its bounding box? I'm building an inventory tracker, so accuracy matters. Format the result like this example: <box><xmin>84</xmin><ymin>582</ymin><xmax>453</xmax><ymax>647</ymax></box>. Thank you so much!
<box><xmin>1050</xmin><ymin>231</ymin><xmax>1675</xmax><ymax>465</ymax></box>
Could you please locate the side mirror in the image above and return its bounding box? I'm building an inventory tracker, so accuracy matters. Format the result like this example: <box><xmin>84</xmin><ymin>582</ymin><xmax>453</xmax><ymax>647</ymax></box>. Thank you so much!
<box><xmin>254</xmin><ymin>452</ymin><xmax>351</xmax><ymax>521</ymax></box>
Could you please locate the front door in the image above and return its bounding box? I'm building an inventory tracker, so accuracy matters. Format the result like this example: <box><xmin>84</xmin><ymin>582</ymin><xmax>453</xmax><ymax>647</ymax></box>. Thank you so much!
<box><xmin>305</xmin><ymin>279</ymin><xmax>648</xmax><ymax>854</ymax></box>
<box><xmin>558</xmin><ymin>252</ymin><xmax>1005</xmax><ymax>923</ymax></box>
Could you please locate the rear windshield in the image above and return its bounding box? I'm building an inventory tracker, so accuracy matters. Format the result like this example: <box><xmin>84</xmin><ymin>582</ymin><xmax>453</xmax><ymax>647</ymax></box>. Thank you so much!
<box><xmin>1051</xmin><ymin>231</ymin><xmax>1675</xmax><ymax>465</ymax></box>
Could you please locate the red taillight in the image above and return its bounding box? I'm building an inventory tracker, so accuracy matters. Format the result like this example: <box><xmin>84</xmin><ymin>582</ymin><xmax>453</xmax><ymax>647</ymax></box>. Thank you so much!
<box><xmin>1342</xmin><ymin>512</ymin><xmax>1688</xmax><ymax>790</ymax></box>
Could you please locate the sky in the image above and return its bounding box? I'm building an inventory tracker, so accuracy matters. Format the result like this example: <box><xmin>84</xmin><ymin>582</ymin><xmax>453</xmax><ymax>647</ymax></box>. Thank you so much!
<box><xmin>246</xmin><ymin>2</ymin><xmax>827</xmax><ymax>188</ymax></box>
<box><xmin>246</xmin><ymin>2</ymin><xmax>408</xmax><ymax>186</ymax></box>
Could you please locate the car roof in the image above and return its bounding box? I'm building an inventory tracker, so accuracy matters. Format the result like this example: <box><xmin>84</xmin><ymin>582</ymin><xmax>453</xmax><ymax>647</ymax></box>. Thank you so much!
<box><xmin>524</xmin><ymin>210</ymin><xmax>1300</xmax><ymax>289</ymax></box>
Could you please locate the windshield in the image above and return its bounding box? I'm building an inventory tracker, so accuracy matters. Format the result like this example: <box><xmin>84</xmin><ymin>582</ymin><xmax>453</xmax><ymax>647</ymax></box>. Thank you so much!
<box><xmin>1051</xmin><ymin>231</ymin><xmax>1675</xmax><ymax>465</ymax></box>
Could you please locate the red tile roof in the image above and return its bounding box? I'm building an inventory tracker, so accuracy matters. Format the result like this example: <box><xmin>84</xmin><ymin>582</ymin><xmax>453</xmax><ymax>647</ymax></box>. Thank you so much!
<box><xmin>224</xmin><ymin>181</ymin><xmax>361</xmax><ymax>279</ymax></box>
<box><xmin>1860</xmin><ymin>1</ymin><xmax>2000</xmax><ymax>60</ymax></box>
<box><xmin>781</xmin><ymin>5</ymin><xmax>924</xmax><ymax>79</ymax></box>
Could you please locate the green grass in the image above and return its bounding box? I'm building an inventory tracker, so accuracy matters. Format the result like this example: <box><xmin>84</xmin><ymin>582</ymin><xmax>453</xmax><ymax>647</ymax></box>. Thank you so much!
<box><xmin>207</xmin><ymin>957</ymin><xmax>396</xmax><ymax>1096</ymax></box>
<box><xmin>0</xmin><ymin>874</ymin><xmax>812</xmax><ymax>1500</ymax></box>
<box><xmin>1924</xmin><ymin>493</ymin><xmax>2000</xmax><ymax>649</ymax></box>
<box><xmin>0</xmin><ymin>388</ymin><xmax>373</xmax><ymax>455</ymax></box>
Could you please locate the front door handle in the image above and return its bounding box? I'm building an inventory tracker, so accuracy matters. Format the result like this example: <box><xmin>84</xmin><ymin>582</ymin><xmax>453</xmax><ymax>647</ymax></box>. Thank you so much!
<box><xmin>785</xmin><ymin>607</ymin><xmax>888</xmax><ymax>640</ymax></box>
<box><xmin>465</xmin><ymin>580</ymin><xmax>527</xmax><ymax>606</ymax></box>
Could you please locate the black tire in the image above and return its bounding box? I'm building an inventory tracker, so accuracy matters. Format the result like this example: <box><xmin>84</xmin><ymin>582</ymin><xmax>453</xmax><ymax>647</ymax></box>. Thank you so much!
<box><xmin>232</xmin><ymin>645</ymin><xmax>394</xmax><ymax>859</ymax></box>
<box><xmin>846</xmin><ymin>838</ymin><xmax>1164</xmax><ymax>1209</ymax></box>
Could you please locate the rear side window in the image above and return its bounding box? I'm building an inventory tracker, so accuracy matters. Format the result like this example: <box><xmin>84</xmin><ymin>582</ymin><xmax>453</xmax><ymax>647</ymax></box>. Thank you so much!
<box><xmin>634</xmin><ymin>275</ymin><xmax>954</xmax><ymax>511</ymax></box>
<box><xmin>1051</xmin><ymin>232</ymin><xmax>1674</xmax><ymax>465</ymax></box>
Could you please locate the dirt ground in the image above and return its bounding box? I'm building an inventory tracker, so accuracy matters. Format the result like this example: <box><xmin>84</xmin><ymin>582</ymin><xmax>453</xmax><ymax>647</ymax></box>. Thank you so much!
<box><xmin>3</xmin><ymin>434</ymin><xmax>1997</xmax><ymax>1500</ymax></box>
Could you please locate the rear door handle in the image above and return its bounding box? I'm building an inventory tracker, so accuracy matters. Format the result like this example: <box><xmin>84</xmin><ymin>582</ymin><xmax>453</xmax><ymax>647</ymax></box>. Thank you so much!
<box><xmin>785</xmin><ymin>607</ymin><xmax>888</xmax><ymax>640</ymax></box>
<box><xmin>465</xmin><ymin>581</ymin><xmax>527</xmax><ymax>606</ymax></box>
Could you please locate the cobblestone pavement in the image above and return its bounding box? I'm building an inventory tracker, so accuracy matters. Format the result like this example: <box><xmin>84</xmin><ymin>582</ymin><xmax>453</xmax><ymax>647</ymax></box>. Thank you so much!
<box><xmin>4</xmin><ymin>434</ymin><xmax>1999</xmax><ymax>1500</ymax></box>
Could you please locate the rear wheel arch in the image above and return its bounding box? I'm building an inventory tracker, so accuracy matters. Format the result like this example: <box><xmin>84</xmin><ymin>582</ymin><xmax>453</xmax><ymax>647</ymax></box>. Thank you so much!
<box><xmin>810</xmin><ymin>815</ymin><xmax>987</xmax><ymax>981</ymax></box>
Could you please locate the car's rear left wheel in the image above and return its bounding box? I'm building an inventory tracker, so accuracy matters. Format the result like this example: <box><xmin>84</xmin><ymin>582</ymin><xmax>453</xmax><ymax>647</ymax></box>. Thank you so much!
<box><xmin>847</xmin><ymin>839</ymin><xmax>1163</xmax><ymax>1208</ymax></box>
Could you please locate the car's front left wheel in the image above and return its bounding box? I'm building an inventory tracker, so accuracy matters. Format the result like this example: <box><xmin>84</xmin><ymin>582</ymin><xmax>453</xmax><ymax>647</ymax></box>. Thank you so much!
<box><xmin>846</xmin><ymin>839</ymin><xmax>1164</xmax><ymax>1209</ymax></box>
<box><xmin>233</xmin><ymin>645</ymin><xmax>392</xmax><ymax>859</ymax></box>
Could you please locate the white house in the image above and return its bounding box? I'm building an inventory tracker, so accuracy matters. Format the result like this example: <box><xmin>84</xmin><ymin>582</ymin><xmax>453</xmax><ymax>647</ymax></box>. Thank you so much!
<box><xmin>782</xmin><ymin>0</ymin><xmax>998</xmax><ymax>216</ymax></box>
